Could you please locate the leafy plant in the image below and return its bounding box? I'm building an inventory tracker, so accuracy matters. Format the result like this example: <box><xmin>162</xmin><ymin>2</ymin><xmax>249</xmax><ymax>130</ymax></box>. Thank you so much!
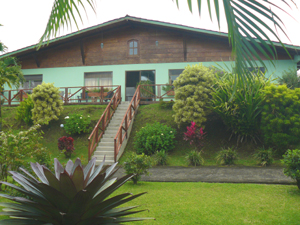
<box><xmin>261</xmin><ymin>84</ymin><xmax>300</xmax><ymax>150</ymax></box>
<box><xmin>253</xmin><ymin>147</ymin><xmax>274</xmax><ymax>166</ymax></box>
<box><xmin>138</xmin><ymin>80</ymin><xmax>154</xmax><ymax>98</ymax></box>
<box><xmin>134</xmin><ymin>122</ymin><xmax>176</xmax><ymax>155</ymax></box>
<box><xmin>123</xmin><ymin>152</ymin><xmax>152</xmax><ymax>184</ymax></box>
<box><xmin>211</xmin><ymin>71</ymin><xmax>271</xmax><ymax>143</ymax></box>
<box><xmin>216</xmin><ymin>147</ymin><xmax>238</xmax><ymax>165</ymax></box>
<box><xmin>32</xmin><ymin>147</ymin><xmax>52</xmax><ymax>169</ymax></box>
<box><xmin>0</xmin><ymin>157</ymin><xmax>153</xmax><ymax>224</ymax></box>
<box><xmin>159</xmin><ymin>99</ymin><xmax>174</xmax><ymax>109</ymax></box>
<box><xmin>183</xmin><ymin>121</ymin><xmax>206</xmax><ymax>150</ymax></box>
<box><xmin>0</xmin><ymin>124</ymin><xmax>45</xmax><ymax>182</ymax></box>
<box><xmin>15</xmin><ymin>94</ymin><xmax>34</xmax><ymax>125</ymax></box>
<box><xmin>63</xmin><ymin>113</ymin><xmax>91</xmax><ymax>135</ymax></box>
<box><xmin>162</xmin><ymin>84</ymin><xmax>174</xmax><ymax>92</ymax></box>
<box><xmin>186</xmin><ymin>150</ymin><xmax>204</xmax><ymax>166</ymax></box>
<box><xmin>154</xmin><ymin>150</ymin><xmax>168</xmax><ymax>166</ymax></box>
<box><xmin>282</xmin><ymin>149</ymin><xmax>300</xmax><ymax>189</ymax></box>
<box><xmin>31</xmin><ymin>82</ymin><xmax>63</xmax><ymax>125</ymax></box>
<box><xmin>278</xmin><ymin>68</ymin><xmax>300</xmax><ymax>89</ymax></box>
<box><xmin>173</xmin><ymin>64</ymin><xmax>214</xmax><ymax>127</ymax></box>
<box><xmin>58</xmin><ymin>136</ymin><xmax>75</xmax><ymax>158</ymax></box>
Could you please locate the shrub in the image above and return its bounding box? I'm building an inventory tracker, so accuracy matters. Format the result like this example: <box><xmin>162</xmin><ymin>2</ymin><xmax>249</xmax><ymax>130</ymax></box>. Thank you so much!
<box><xmin>211</xmin><ymin>72</ymin><xmax>270</xmax><ymax>142</ymax></box>
<box><xmin>33</xmin><ymin>147</ymin><xmax>52</xmax><ymax>169</ymax></box>
<box><xmin>31</xmin><ymin>82</ymin><xmax>63</xmax><ymax>125</ymax></box>
<box><xmin>134</xmin><ymin>122</ymin><xmax>176</xmax><ymax>155</ymax></box>
<box><xmin>154</xmin><ymin>150</ymin><xmax>168</xmax><ymax>166</ymax></box>
<box><xmin>0</xmin><ymin>158</ymin><xmax>152</xmax><ymax>224</ymax></box>
<box><xmin>216</xmin><ymin>147</ymin><xmax>238</xmax><ymax>165</ymax></box>
<box><xmin>183</xmin><ymin>121</ymin><xmax>206</xmax><ymax>150</ymax></box>
<box><xmin>159</xmin><ymin>98</ymin><xmax>174</xmax><ymax>109</ymax></box>
<box><xmin>0</xmin><ymin>124</ymin><xmax>45</xmax><ymax>182</ymax></box>
<box><xmin>123</xmin><ymin>152</ymin><xmax>152</xmax><ymax>184</ymax></box>
<box><xmin>282</xmin><ymin>149</ymin><xmax>300</xmax><ymax>189</ymax></box>
<box><xmin>261</xmin><ymin>84</ymin><xmax>300</xmax><ymax>150</ymax></box>
<box><xmin>186</xmin><ymin>150</ymin><xmax>204</xmax><ymax>166</ymax></box>
<box><xmin>278</xmin><ymin>68</ymin><xmax>300</xmax><ymax>89</ymax></box>
<box><xmin>253</xmin><ymin>147</ymin><xmax>274</xmax><ymax>166</ymax></box>
<box><xmin>63</xmin><ymin>113</ymin><xmax>91</xmax><ymax>135</ymax></box>
<box><xmin>15</xmin><ymin>94</ymin><xmax>34</xmax><ymax>125</ymax></box>
<box><xmin>173</xmin><ymin>64</ymin><xmax>214</xmax><ymax>127</ymax></box>
<box><xmin>58</xmin><ymin>136</ymin><xmax>75</xmax><ymax>158</ymax></box>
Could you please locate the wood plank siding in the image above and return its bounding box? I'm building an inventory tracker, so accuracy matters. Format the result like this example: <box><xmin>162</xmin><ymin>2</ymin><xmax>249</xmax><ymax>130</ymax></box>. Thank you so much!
<box><xmin>19</xmin><ymin>24</ymin><xmax>291</xmax><ymax>69</ymax></box>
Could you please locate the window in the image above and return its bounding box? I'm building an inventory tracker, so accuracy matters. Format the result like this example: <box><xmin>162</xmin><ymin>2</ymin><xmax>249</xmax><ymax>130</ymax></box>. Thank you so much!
<box><xmin>84</xmin><ymin>72</ymin><xmax>112</xmax><ymax>87</ymax></box>
<box><xmin>248</xmin><ymin>67</ymin><xmax>265</xmax><ymax>74</ymax></box>
<box><xmin>21</xmin><ymin>75</ymin><xmax>43</xmax><ymax>90</ymax></box>
<box><xmin>169</xmin><ymin>69</ymin><xmax>184</xmax><ymax>84</ymax></box>
<box><xmin>128</xmin><ymin>40</ymin><xmax>139</xmax><ymax>56</ymax></box>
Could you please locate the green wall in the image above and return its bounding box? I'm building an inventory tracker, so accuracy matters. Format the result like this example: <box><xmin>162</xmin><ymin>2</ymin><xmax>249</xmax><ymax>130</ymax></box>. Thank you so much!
<box><xmin>21</xmin><ymin>59</ymin><xmax>297</xmax><ymax>101</ymax></box>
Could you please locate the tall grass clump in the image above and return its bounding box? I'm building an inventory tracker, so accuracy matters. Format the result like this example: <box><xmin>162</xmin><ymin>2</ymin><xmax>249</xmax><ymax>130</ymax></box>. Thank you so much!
<box><xmin>211</xmin><ymin>71</ymin><xmax>271</xmax><ymax>143</ymax></box>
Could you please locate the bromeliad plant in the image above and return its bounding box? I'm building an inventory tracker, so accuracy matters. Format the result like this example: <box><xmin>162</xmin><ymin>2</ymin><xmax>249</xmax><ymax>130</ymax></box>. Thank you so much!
<box><xmin>0</xmin><ymin>157</ymin><xmax>152</xmax><ymax>224</ymax></box>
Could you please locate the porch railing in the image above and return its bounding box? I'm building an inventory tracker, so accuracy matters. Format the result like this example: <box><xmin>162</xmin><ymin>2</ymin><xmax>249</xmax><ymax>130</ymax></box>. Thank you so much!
<box><xmin>0</xmin><ymin>85</ymin><xmax>119</xmax><ymax>106</ymax></box>
<box><xmin>114</xmin><ymin>85</ymin><xmax>141</xmax><ymax>162</ymax></box>
<box><xmin>139</xmin><ymin>84</ymin><xmax>174</xmax><ymax>104</ymax></box>
<box><xmin>88</xmin><ymin>86</ymin><xmax>121</xmax><ymax>160</ymax></box>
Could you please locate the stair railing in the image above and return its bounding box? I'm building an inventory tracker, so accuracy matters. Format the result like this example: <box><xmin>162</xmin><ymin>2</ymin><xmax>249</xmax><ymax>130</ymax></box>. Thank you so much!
<box><xmin>88</xmin><ymin>86</ymin><xmax>121</xmax><ymax>160</ymax></box>
<box><xmin>114</xmin><ymin>85</ymin><xmax>140</xmax><ymax>162</ymax></box>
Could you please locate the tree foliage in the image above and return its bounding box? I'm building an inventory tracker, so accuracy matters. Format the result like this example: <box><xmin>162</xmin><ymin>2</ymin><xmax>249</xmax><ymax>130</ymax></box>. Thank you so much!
<box><xmin>173</xmin><ymin>64</ymin><xmax>214</xmax><ymax>127</ymax></box>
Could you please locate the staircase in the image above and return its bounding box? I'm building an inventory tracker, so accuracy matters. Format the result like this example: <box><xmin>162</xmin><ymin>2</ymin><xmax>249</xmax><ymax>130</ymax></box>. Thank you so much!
<box><xmin>93</xmin><ymin>101</ymin><xmax>131</xmax><ymax>165</ymax></box>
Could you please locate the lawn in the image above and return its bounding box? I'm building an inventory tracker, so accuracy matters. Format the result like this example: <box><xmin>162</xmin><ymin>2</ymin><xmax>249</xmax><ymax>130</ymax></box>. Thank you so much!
<box><xmin>112</xmin><ymin>182</ymin><xmax>300</xmax><ymax>225</ymax></box>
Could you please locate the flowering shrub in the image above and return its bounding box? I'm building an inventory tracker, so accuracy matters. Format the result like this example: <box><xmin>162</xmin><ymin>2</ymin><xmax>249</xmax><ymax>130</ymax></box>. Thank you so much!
<box><xmin>0</xmin><ymin>124</ymin><xmax>46</xmax><ymax>182</ymax></box>
<box><xmin>58</xmin><ymin>136</ymin><xmax>75</xmax><ymax>158</ymax></box>
<box><xmin>134</xmin><ymin>122</ymin><xmax>176</xmax><ymax>155</ymax></box>
<box><xmin>183</xmin><ymin>121</ymin><xmax>206</xmax><ymax>149</ymax></box>
<box><xmin>63</xmin><ymin>113</ymin><xmax>91</xmax><ymax>135</ymax></box>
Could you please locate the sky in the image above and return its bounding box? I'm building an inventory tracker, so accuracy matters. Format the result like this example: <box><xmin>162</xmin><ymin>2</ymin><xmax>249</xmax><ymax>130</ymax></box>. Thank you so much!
<box><xmin>0</xmin><ymin>0</ymin><xmax>300</xmax><ymax>54</ymax></box>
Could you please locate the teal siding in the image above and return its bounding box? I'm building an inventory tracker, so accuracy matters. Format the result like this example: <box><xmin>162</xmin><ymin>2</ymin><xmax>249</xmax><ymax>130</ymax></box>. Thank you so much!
<box><xmin>21</xmin><ymin>60</ymin><xmax>297</xmax><ymax>100</ymax></box>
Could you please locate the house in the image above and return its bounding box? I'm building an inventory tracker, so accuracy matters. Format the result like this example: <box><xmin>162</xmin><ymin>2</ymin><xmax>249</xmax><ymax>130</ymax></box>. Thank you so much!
<box><xmin>1</xmin><ymin>15</ymin><xmax>300</xmax><ymax>101</ymax></box>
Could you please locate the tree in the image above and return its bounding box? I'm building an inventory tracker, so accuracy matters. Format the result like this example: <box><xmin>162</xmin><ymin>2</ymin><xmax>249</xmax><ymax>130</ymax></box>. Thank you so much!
<box><xmin>0</xmin><ymin>57</ymin><xmax>24</xmax><ymax>130</ymax></box>
<box><xmin>39</xmin><ymin>0</ymin><xmax>295</xmax><ymax>84</ymax></box>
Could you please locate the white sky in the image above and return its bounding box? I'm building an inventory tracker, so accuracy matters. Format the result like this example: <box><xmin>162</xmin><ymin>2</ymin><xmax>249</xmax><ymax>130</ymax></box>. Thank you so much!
<box><xmin>0</xmin><ymin>0</ymin><xmax>300</xmax><ymax>54</ymax></box>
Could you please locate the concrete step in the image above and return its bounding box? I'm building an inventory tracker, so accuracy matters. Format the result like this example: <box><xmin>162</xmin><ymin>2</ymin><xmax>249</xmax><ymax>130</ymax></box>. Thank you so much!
<box><xmin>98</xmin><ymin>142</ymin><xmax>114</xmax><ymax>147</ymax></box>
<box><xmin>101</xmin><ymin>137</ymin><xmax>114</xmax><ymax>142</ymax></box>
<box><xmin>96</xmin><ymin>146</ymin><xmax>114</xmax><ymax>151</ymax></box>
<box><xmin>96</xmin><ymin>159</ymin><xmax>114</xmax><ymax>166</ymax></box>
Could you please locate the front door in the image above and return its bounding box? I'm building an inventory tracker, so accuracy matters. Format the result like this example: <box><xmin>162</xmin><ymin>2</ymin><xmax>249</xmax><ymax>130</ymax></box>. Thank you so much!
<box><xmin>125</xmin><ymin>70</ymin><xmax>155</xmax><ymax>101</ymax></box>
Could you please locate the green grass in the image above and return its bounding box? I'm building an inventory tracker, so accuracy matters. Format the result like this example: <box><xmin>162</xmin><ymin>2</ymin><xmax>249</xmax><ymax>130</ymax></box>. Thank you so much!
<box><xmin>114</xmin><ymin>182</ymin><xmax>300</xmax><ymax>225</ymax></box>
<box><xmin>2</xmin><ymin>103</ymin><xmax>284</xmax><ymax>167</ymax></box>
<box><xmin>120</xmin><ymin>104</ymin><xmax>283</xmax><ymax>167</ymax></box>
<box><xmin>2</xmin><ymin>104</ymin><xmax>107</xmax><ymax>165</ymax></box>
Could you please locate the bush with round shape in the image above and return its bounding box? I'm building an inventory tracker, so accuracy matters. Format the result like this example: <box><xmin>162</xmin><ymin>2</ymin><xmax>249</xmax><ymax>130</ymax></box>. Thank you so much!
<box><xmin>123</xmin><ymin>152</ymin><xmax>152</xmax><ymax>184</ymax></box>
<box><xmin>261</xmin><ymin>84</ymin><xmax>300</xmax><ymax>150</ymax></box>
<box><xmin>0</xmin><ymin>157</ymin><xmax>153</xmax><ymax>224</ymax></box>
<box><xmin>63</xmin><ymin>113</ymin><xmax>91</xmax><ymax>135</ymax></box>
<box><xmin>134</xmin><ymin>122</ymin><xmax>176</xmax><ymax>155</ymax></box>
<box><xmin>216</xmin><ymin>147</ymin><xmax>238</xmax><ymax>165</ymax></box>
<box><xmin>278</xmin><ymin>68</ymin><xmax>300</xmax><ymax>89</ymax></box>
<box><xmin>282</xmin><ymin>149</ymin><xmax>300</xmax><ymax>189</ymax></box>
<box><xmin>186</xmin><ymin>150</ymin><xmax>204</xmax><ymax>166</ymax></box>
<box><xmin>172</xmin><ymin>64</ymin><xmax>214</xmax><ymax>127</ymax></box>
<box><xmin>31</xmin><ymin>82</ymin><xmax>63</xmax><ymax>125</ymax></box>
<box><xmin>15</xmin><ymin>94</ymin><xmax>34</xmax><ymax>125</ymax></box>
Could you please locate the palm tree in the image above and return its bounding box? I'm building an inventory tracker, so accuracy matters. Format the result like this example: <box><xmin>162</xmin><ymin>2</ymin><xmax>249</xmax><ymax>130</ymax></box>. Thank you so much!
<box><xmin>39</xmin><ymin>0</ymin><xmax>296</xmax><ymax>84</ymax></box>
<box><xmin>0</xmin><ymin>57</ymin><xmax>24</xmax><ymax>130</ymax></box>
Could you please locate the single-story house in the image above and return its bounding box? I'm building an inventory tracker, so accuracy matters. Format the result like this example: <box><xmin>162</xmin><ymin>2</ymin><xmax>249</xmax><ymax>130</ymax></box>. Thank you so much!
<box><xmin>1</xmin><ymin>15</ymin><xmax>300</xmax><ymax>101</ymax></box>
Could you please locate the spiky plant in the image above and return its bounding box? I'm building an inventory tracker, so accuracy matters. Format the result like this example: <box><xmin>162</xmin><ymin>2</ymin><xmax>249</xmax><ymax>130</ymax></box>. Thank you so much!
<box><xmin>0</xmin><ymin>157</ymin><xmax>152</xmax><ymax>224</ymax></box>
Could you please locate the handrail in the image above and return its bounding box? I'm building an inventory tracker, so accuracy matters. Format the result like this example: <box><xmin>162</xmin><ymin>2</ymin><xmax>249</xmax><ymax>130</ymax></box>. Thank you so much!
<box><xmin>0</xmin><ymin>85</ymin><xmax>119</xmax><ymax>106</ymax></box>
<box><xmin>88</xmin><ymin>86</ymin><xmax>121</xmax><ymax>160</ymax></box>
<box><xmin>114</xmin><ymin>85</ymin><xmax>140</xmax><ymax>162</ymax></box>
<box><xmin>139</xmin><ymin>84</ymin><xmax>174</xmax><ymax>102</ymax></box>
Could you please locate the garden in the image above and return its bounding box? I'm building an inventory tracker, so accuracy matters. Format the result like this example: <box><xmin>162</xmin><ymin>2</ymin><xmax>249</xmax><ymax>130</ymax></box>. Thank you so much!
<box><xmin>0</xmin><ymin>65</ymin><xmax>300</xmax><ymax>224</ymax></box>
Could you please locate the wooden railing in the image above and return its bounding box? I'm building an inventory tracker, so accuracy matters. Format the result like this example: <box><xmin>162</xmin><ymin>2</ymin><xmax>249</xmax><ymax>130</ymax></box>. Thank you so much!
<box><xmin>114</xmin><ymin>85</ymin><xmax>141</xmax><ymax>161</ymax></box>
<box><xmin>139</xmin><ymin>84</ymin><xmax>174</xmax><ymax>104</ymax></box>
<box><xmin>0</xmin><ymin>85</ymin><xmax>119</xmax><ymax>106</ymax></box>
<box><xmin>88</xmin><ymin>86</ymin><xmax>121</xmax><ymax>161</ymax></box>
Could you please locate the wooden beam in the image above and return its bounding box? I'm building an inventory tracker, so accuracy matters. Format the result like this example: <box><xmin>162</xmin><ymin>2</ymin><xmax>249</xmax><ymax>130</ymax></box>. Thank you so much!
<box><xmin>80</xmin><ymin>40</ymin><xmax>85</xmax><ymax>65</ymax></box>
<box><xmin>33</xmin><ymin>54</ymin><xmax>40</xmax><ymax>68</ymax></box>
